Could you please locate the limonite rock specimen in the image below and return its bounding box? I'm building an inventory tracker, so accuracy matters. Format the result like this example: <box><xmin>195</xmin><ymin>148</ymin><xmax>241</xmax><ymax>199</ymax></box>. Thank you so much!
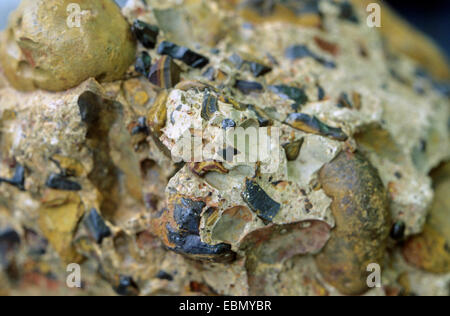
<box><xmin>0</xmin><ymin>0</ymin><xmax>448</xmax><ymax>296</ymax></box>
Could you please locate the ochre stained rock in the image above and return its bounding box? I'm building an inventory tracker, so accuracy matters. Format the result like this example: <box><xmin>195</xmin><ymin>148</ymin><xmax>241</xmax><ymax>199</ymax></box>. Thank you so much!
<box><xmin>315</xmin><ymin>150</ymin><xmax>391</xmax><ymax>295</ymax></box>
<box><xmin>0</xmin><ymin>0</ymin><xmax>136</xmax><ymax>91</ymax></box>
<box><xmin>402</xmin><ymin>162</ymin><xmax>450</xmax><ymax>273</ymax></box>
<box><xmin>38</xmin><ymin>190</ymin><xmax>85</xmax><ymax>263</ymax></box>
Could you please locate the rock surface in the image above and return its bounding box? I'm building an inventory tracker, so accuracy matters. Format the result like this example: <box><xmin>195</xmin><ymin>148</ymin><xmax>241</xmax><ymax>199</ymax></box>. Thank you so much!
<box><xmin>0</xmin><ymin>0</ymin><xmax>448</xmax><ymax>296</ymax></box>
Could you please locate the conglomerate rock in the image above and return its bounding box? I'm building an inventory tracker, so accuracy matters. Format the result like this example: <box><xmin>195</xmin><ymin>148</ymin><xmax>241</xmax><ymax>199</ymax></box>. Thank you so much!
<box><xmin>0</xmin><ymin>0</ymin><xmax>449</xmax><ymax>296</ymax></box>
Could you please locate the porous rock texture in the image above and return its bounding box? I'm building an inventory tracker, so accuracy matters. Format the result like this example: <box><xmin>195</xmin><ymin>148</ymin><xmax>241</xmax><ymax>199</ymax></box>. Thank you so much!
<box><xmin>0</xmin><ymin>0</ymin><xmax>449</xmax><ymax>296</ymax></box>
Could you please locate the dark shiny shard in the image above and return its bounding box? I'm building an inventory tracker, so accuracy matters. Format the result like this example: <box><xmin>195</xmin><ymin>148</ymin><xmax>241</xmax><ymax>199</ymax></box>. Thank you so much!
<box><xmin>235</xmin><ymin>80</ymin><xmax>264</xmax><ymax>94</ymax></box>
<box><xmin>229</xmin><ymin>53</ymin><xmax>244</xmax><ymax>68</ymax></box>
<box><xmin>148</xmin><ymin>56</ymin><xmax>181</xmax><ymax>89</ymax></box>
<box><xmin>201</xmin><ymin>90</ymin><xmax>218</xmax><ymax>121</ymax></box>
<box><xmin>0</xmin><ymin>228</ymin><xmax>21</xmax><ymax>267</ymax></box>
<box><xmin>283</xmin><ymin>138</ymin><xmax>304</xmax><ymax>161</ymax></box>
<box><xmin>173</xmin><ymin>198</ymin><xmax>205</xmax><ymax>235</ymax></box>
<box><xmin>131</xmin><ymin>20</ymin><xmax>159</xmax><ymax>49</ymax></box>
<box><xmin>202</xmin><ymin>66</ymin><xmax>216</xmax><ymax>81</ymax></box>
<box><xmin>45</xmin><ymin>173</ymin><xmax>82</xmax><ymax>191</ymax></box>
<box><xmin>247</xmin><ymin>104</ymin><xmax>271</xmax><ymax>127</ymax></box>
<box><xmin>77</xmin><ymin>91</ymin><xmax>102</xmax><ymax>124</ymax></box>
<box><xmin>157</xmin><ymin>41</ymin><xmax>209</xmax><ymax>68</ymax></box>
<box><xmin>221</xmin><ymin>147</ymin><xmax>239</xmax><ymax>162</ymax></box>
<box><xmin>114</xmin><ymin>275</ymin><xmax>139</xmax><ymax>296</ymax></box>
<box><xmin>290</xmin><ymin>0</ymin><xmax>320</xmax><ymax>15</ymax></box>
<box><xmin>0</xmin><ymin>164</ymin><xmax>25</xmax><ymax>191</ymax></box>
<box><xmin>285</xmin><ymin>113</ymin><xmax>348</xmax><ymax>141</ymax></box>
<box><xmin>243</xmin><ymin>0</ymin><xmax>275</xmax><ymax>16</ymax></box>
<box><xmin>135</xmin><ymin>51</ymin><xmax>152</xmax><ymax>77</ymax></box>
<box><xmin>268</xmin><ymin>85</ymin><xmax>309</xmax><ymax>108</ymax></box>
<box><xmin>285</xmin><ymin>44</ymin><xmax>336</xmax><ymax>68</ymax></box>
<box><xmin>84</xmin><ymin>209</ymin><xmax>111</xmax><ymax>244</ymax></box>
<box><xmin>390</xmin><ymin>221</ymin><xmax>406</xmax><ymax>240</ymax></box>
<box><xmin>432</xmin><ymin>81</ymin><xmax>450</xmax><ymax>97</ymax></box>
<box><xmin>285</xmin><ymin>44</ymin><xmax>313</xmax><ymax>59</ymax></box>
<box><xmin>222</xmin><ymin>118</ymin><xmax>236</xmax><ymax>129</ymax></box>
<box><xmin>338</xmin><ymin>1</ymin><xmax>359</xmax><ymax>24</ymax></box>
<box><xmin>166</xmin><ymin>224</ymin><xmax>235</xmax><ymax>262</ymax></box>
<box><xmin>24</xmin><ymin>228</ymin><xmax>47</xmax><ymax>256</ymax></box>
<box><xmin>249</xmin><ymin>61</ymin><xmax>272</xmax><ymax>77</ymax></box>
<box><xmin>318</xmin><ymin>85</ymin><xmax>326</xmax><ymax>100</ymax></box>
<box><xmin>337</xmin><ymin>92</ymin><xmax>353</xmax><ymax>108</ymax></box>
<box><xmin>131</xmin><ymin>116</ymin><xmax>149</xmax><ymax>135</ymax></box>
<box><xmin>156</xmin><ymin>270</ymin><xmax>173</xmax><ymax>281</ymax></box>
<box><xmin>242</xmin><ymin>179</ymin><xmax>281</xmax><ymax>222</ymax></box>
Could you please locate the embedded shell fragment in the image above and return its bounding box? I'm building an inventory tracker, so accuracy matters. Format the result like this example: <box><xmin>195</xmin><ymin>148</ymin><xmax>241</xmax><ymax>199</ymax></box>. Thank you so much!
<box><xmin>0</xmin><ymin>0</ymin><xmax>136</xmax><ymax>91</ymax></box>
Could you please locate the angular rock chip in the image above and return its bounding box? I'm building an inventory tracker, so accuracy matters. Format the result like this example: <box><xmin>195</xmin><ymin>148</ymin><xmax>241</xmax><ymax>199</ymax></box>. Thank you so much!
<box><xmin>45</xmin><ymin>173</ymin><xmax>82</xmax><ymax>191</ymax></box>
<box><xmin>157</xmin><ymin>41</ymin><xmax>209</xmax><ymax>68</ymax></box>
<box><xmin>135</xmin><ymin>51</ymin><xmax>152</xmax><ymax>78</ymax></box>
<box><xmin>201</xmin><ymin>90</ymin><xmax>218</xmax><ymax>121</ymax></box>
<box><xmin>83</xmin><ymin>209</ymin><xmax>111</xmax><ymax>244</ymax></box>
<box><xmin>152</xmin><ymin>195</ymin><xmax>236</xmax><ymax>263</ymax></box>
<box><xmin>188</xmin><ymin>161</ymin><xmax>229</xmax><ymax>177</ymax></box>
<box><xmin>131</xmin><ymin>20</ymin><xmax>160</xmax><ymax>49</ymax></box>
<box><xmin>283</xmin><ymin>139</ymin><xmax>304</xmax><ymax>161</ymax></box>
<box><xmin>0</xmin><ymin>228</ymin><xmax>21</xmax><ymax>268</ymax></box>
<box><xmin>0</xmin><ymin>0</ymin><xmax>136</xmax><ymax>91</ymax></box>
<box><xmin>285</xmin><ymin>113</ymin><xmax>348</xmax><ymax>141</ymax></box>
<box><xmin>285</xmin><ymin>44</ymin><xmax>336</xmax><ymax>68</ymax></box>
<box><xmin>148</xmin><ymin>56</ymin><xmax>181</xmax><ymax>89</ymax></box>
<box><xmin>234</xmin><ymin>80</ymin><xmax>264</xmax><ymax>94</ymax></box>
<box><xmin>242</xmin><ymin>179</ymin><xmax>281</xmax><ymax>222</ymax></box>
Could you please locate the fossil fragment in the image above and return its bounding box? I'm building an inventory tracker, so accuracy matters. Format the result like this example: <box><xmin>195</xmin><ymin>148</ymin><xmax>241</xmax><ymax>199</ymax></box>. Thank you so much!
<box><xmin>315</xmin><ymin>151</ymin><xmax>391</xmax><ymax>295</ymax></box>
<box><xmin>0</xmin><ymin>0</ymin><xmax>136</xmax><ymax>91</ymax></box>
